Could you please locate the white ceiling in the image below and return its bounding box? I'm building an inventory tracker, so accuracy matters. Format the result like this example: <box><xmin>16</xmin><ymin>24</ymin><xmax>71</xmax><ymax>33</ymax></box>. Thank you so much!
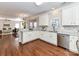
<box><xmin>0</xmin><ymin>2</ymin><xmax>70</xmax><ymax>18</ymax></box>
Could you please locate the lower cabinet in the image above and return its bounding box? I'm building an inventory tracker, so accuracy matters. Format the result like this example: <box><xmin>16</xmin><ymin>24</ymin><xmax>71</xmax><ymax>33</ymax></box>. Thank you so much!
<box><xmin>21</xmin><ymin>31</ymin><xmax>78</xmax><ymax>53</ymax></box>
<box><xmin>22</xmin><ymin>31</ymin><xmax>38</xmax><ymax>44</ymax></box>
<box><xmin>22</xmin><ymin>32</ymin><xmax>33</xmax><ymax>43</ymax></box>
<box><xmin>41</xmin><ymin>32</ymin><xmax>57</xmax><ymax>45</ymax></box>
<box><xmin>21</xmin><ymin>31</ymin><xmax>57</xmax><ymax>45</ymax></box>
<box><xmin>69</xmin><ymin>36</ymin><xmax>78</xmax><ymax>53</ymax></box>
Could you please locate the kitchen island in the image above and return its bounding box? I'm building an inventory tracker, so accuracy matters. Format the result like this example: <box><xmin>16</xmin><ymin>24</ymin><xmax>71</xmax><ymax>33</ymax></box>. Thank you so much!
<box><xmin>19</xmin><ymin>31</ymin><xmax>57</xmax><ymax>46</ymax></box>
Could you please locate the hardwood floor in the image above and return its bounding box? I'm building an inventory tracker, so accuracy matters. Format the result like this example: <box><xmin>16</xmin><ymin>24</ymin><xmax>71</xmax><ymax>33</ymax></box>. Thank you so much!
<box><xmin>0</xmin><ymin>35</ymin><xmax>78</xmax><ymax>56</ymax></box>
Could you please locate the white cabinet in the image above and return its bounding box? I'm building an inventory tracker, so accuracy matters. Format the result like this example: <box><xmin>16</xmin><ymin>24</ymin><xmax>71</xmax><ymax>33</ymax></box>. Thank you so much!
<box><xmin>62</xmin><ymin>3</ymin><xmax>79</xmax><ymax>25</ymax></box>
<box><xmin>22</xmin><ymin>31</ymin><xmax>38</xmax><ymax>44</ymax></box>
<box><xmin>22</xmin><ymin>32</ymin><xmax>33</xmax><ymax>43</ymax></box>
<box><xmin>73</xmin><ymin>5</ymin><xmax>79</xmax><ymax>25</ymax></box>
<box><xmin>39</xmin><ymin>13</ymin><xmax>49</xmax><ymax>26</ymax></box>
<box><xmin>69</xmin><ymin>36</ymin><xmax>78</xmax><ymax>53</ymax></box>
<box><xmin>41</xmin><ymin>32</ymin><xmax>49</xmax><ymax>41</ymax></box>
<box><xmin>40</xmin><ymin>32</ymin><xmax>57</xmax><ymax>45</ymax></box>
<box><xmin>21</xmin><ymin>31</ymin><xmax>57</xmax><ymax>45</ymax></box>
<box><xmin>62</xmin><ymin>7</ymin><xmax>73</xmax><ymax>25</ymax></box>
<box><xmin>47</xmin><ymin>32</ymin><xmax>57</xmax><ymax>45</ymax></box>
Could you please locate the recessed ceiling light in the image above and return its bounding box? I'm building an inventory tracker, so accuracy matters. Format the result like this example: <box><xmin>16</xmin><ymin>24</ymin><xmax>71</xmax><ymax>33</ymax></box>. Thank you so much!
<box><xmin>0</xmin><ymin>17</ymin><xmax>23</xmax><ymax>21</ymax></box>
<box><xmin>15</xmin><ymin>18</ymin><xmax>23</xmax><ymax>21</ymax></box>
<box><xmin>9</xmin><ymin>18</ymin><xmax>23</xmax><ymax>21</ymax></box>
<box><xmin>35</xmin><ymin>2</ymin><xmax>43</xmax><ymax>5</ymax></box>
<box><xmin>0</xmin><ymin>17</ymin><xmax>5</xmax><ymax>19</ymax></box>
<box><xmin>51</xmin><ymin>8</ymin><xmax>55</xmax><ymax>10</ymax></box>
<box><xmin>19</xmin><ymin>13</ymin><xmax>29</xmax><ymax>17</ymax></box>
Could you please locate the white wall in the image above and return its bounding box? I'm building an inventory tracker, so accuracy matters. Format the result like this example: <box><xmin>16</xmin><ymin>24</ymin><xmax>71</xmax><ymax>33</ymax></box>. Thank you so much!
<box><xmin>0</xmin><ymin>20</ymin><xmax>3</xmax><ymax>30</ymax></box>
<box><xmin>39</xmin><ymin>13</ymin><xmax>49</xmax><ymax>26</ymax></box>
<box><xmin>0</xmin><ymin>20</ymin><xmax>20</xmax><ymax>30</ymax></box>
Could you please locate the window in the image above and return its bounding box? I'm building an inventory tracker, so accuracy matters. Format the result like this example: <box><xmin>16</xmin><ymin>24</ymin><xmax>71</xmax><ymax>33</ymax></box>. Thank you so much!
<box><xmin>29</xmin><ymin>20</ymin><xmax>37</xmax><ymax>29</ymax></box>
<box><xmin>34</xmin><ymin>22</ymin><xmax>37</xmax><ymax>28</ymax></box>
<box><xmin>15</xmin><ymin>23</ymin><xmax>19</xmax><ymax>28</ymax></box>
<box><xmin>29</xmin><ymin>22</ymin><xmax>33</xmax><ymax>29</ymax></box>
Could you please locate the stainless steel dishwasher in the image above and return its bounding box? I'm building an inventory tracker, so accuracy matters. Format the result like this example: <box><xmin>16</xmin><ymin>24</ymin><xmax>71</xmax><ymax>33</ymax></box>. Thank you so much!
<box><xmin>57</xmin><ymin>33</ymin><xmax>69</xmax><ymax>49</ymax></box>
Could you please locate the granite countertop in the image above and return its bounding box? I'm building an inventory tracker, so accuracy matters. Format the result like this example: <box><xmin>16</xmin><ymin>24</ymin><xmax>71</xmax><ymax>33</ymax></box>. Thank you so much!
<box><xmin>57</xmin><ymin>31</ymin><xmax>78</xmax><ymax>36</ymax></box>
<box><xmin>19</xmin><ymin>29</ymin><xmax>78</xmax><ymax>36</ymax></box>
<box><xmin>20</xmin><ymin>30</ymin><xmax>57</xmax><ymax>33</ymax></box>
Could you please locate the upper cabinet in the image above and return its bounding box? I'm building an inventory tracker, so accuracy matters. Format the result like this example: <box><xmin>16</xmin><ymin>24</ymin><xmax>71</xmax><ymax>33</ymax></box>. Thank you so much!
<box><xmin>38</xmin><ymin>13</ymin><xmax>49</xmax><ymax>26</ymax></box>
<box><xmin>62</xmin><ymin>3</ymin><xmax>79</xmax><ymax>25</ymax></box>
<box><xmin>74</xmin><ymin>5</ymin><xmax>79</xmax><ymax>25</ymax></box>
<box><xmin>62</xmin><ymin>7</ymin><xmax>73</xmax><ymax>25</ymax></box>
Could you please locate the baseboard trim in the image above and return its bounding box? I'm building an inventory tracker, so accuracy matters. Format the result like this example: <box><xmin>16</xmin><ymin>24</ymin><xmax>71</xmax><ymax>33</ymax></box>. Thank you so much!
<box><xmin>69</xmin><ymin>50</ymin><xmax>79</xmax><ymax>55</ymax></box>
<box><xmin>38</xmin><ymin>39</ymin><xmax>57</xmax><ymax>47</ymax></box>
<box><xmin>20</xmin><ymin>38</ymin><xmax>39</xmax><ymax>45</ymax></box>
<box><xmin>57</xmin><ymin>46</ymin><xmax>69</xmax><ymax>50</ymax></box>
<box><xmin>19</xmin><ymin>38</ymin><xmax>57</xmax><ymax>47</ymax></box>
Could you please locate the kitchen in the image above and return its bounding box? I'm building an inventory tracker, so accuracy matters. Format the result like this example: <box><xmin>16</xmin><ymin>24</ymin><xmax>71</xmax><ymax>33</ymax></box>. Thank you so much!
<box><xmin>19</xmin><ymin>2</ymin><xmax>79</xmax><ymax>54</ymax></box>
<box><xmin>0</xmin><ymin>2</ymin><xmax>79</xmax><ymax>56</ymax></box>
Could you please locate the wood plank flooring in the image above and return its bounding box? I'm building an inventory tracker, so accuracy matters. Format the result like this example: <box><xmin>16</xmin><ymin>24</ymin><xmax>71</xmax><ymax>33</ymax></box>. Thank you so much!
<box><xmin>0</xmin><ymin>35</ymin><xmax>78</xmax><ymax>56</ymax></box>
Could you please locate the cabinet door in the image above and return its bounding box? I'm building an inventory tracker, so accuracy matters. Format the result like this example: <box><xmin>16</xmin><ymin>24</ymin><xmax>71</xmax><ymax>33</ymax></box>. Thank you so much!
<box><xmin>74</xmin><ymin>5</ymin><xmax>79</xmax><ymax>25</ymax></box>
<box><xmin>48</xmin><ymin>33</ymin><xmax>57</xmax><ymax>45</ymax></box>
<box><xmin>41</xmin><ymin>32</ymin><xmax>57</xmax><ymax>45</ymax></box>
<box><xmin>62</xmin><ymin>7</ymin><xmax>73</xmax><ymax>25</ymax></box>
<box><xmin>22</xmin><ymin>32</ymin><xmax>32</xmax><ymax>43</ymax></box>
<box><xmin>69</xmin><ymin>36</ymin><xmax>78</xmax><ymax>53</ymax></box>
<box><xmin>40</xmin><ymin>32</ymin><xmax>49</xmax><ymax>41</ymax></box>
<box><xmin>22</xmin><ymin>32</ymin><xmax>37</xmax><ymax>44</ymax></box>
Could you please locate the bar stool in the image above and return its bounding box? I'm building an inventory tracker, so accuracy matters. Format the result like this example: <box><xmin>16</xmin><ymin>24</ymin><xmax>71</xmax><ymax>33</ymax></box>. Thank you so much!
<box><xmin>76</xmin><ymin>40</ymin><xmax>79</xmax><ymax>54</ymax></box>
<box><xmin>0</xmin><ymin>30</ymin><xmax>2</xmax><ymax>39</ymax></box>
